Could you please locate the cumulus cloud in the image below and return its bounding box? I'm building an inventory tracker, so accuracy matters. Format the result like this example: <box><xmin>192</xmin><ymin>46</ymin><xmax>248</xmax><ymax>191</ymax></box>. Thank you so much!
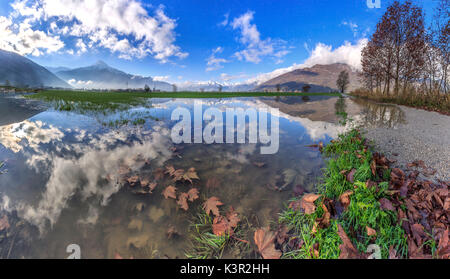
<box><xmin>8</xmin><ymin>0</ymin><xmax>187</xmax><ymax>61</ymax></box>
<box><xmin>0</xmin><ymin>16</ymin><xmax>64</xmax><ymax>56</ymax></box>
<box><xmin>206</xmin><ymin>47</ymin><xmax>229</xmax><ymax>71</ymax></box>
<box><xmin>153</xmin><ymin>75</ymin><xmax>170</xmax><ymax>82</ymax></box>
<box><xmin>242</xmin><ymin>38</ymin><xmax>368</xmax><ymax>85</ymax></box>
<box><xmin>225</xmin><ymin>11</ymin><xmax>289</xmax><ymax>64</ymax></box>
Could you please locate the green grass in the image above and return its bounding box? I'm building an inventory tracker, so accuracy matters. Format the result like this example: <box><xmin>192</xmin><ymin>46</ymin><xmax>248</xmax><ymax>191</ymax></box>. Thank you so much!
<box><xmin>278</xmin><ymin>129</ymin><xmax>408</xmax><ymax>259</ymax></box>
<box><xmin>27</xmin><ymin>89</ymin><xmax>341</xmax><ymax>102</ymax></box>
<box><xmin>185</xmin><ymin>209</ymin><xmax>252</xmax><ymax>259</ymax></box>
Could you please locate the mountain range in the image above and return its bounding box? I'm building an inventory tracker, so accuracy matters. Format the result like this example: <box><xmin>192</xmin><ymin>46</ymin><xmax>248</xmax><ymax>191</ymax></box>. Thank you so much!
<box><xmin>53</xmin><ymin>61</ymin><xmax>172</xmax><ymax>91</ymax></box>
<box><xmin>0</xmin><ymin>49</ymin><xmax>69</xmax><ymax>88</ymax></box>
<box><xmin>0</xmin><ymin>49</ymin><xmax>361</xmax><ymax>93</ymax></box>
<box><xmin>255</xmin><ymin>63</ymin><xmax>361</xmax><ymax>93</ymax></box>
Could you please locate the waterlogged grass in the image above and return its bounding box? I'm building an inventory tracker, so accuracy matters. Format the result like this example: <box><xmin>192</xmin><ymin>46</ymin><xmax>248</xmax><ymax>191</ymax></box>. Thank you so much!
<box><xmin>185</xmin><ymin>209</ymin><xmax>252</xmax><ymax>259</ymax></box>
<box><xmin>279</xmin><ymin>129</ymin><xmax>408</xmax><ymax>259</ymax></box>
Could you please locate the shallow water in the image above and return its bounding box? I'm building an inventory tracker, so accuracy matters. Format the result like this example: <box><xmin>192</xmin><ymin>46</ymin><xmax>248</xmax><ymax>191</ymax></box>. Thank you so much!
<box><xmin>0</xmin><ymin>94</ymin><xmax>405</xmax><ymax>258</ymax></box>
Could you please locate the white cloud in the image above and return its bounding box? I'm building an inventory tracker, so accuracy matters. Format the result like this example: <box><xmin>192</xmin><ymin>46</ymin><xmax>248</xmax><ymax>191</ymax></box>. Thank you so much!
<box><xmin>9</xmin><ymin>0</ymin><xmax>187</xmax><ymax>61</ymax></box>
<box><xmin>75</xmin><ymin>38</ymin><xmax>87</xmax><ymax>54</ymax></box>
<box><xmin>153</xmin><ymin>75</ymin><xmax>170</xmax><ymax>82</ymax></box>
<box><xmin>206</xmin><ymin>47</ymin><xmax>229</xmax><ymax>71</ymax></box>
<box><xmin>342</xmin><ymin>21</ymin><xmax>359</xmax><ymax>37</ymax></box>
<box><xmin>0</xmin><ymin>16</ymin><xmax>64</xmax><ymax>56</ymax></box>
<box><xmin>242</xmin><ymin>38</ymin><xmax>368</xmax><ymax>85</ymax></box>
<box><xmin>226</xmin><ymin>11</ymin><xmax>289</xmax><ymax>64</ymax></box>
<box><xmin>68</xmin><ymin>79</ymin><xmax>93</xmax><ymax>87</ymax></box>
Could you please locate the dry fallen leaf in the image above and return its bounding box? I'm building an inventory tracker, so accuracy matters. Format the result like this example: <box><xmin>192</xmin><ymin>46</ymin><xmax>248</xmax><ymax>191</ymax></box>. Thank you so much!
<box><xmin>337</xmin><ymin>224</ymin><xmax>361</xmax><ymax>259</ymax></box>
<box><xmin>203</xmin><ymin>197</ymin><xmax>223</xmax><ymax>216</ymax></box>
<box><xmin>254</xmin><ymin>227</ymin><xmax>282</xmax><ymax>259</ymax></box>
<box><xmin>366</xmin><ymin>226</ymin><xmax>377</xmax><ymax>237</ymax></box>
<box><xmin>162</xmin><ymin>185</ymin><xmax>177</xmax><ymax>199</ymax></box>
<box><xmin>379</xmin><ymin>198</ymin><xmax>395</xmax><ymax>211</ymax></box>
<box><xmin>346</xmin><ymin>169</ymin><xmax>356</xmax><ymax>183</ymax></box>
<box><xmin>339</xmin><ymin>190</ymin><xmax>353</xmax><ymax>209</ymax></box>
<box><xmin>212</xmin><ymin>207</ymin><xmax>240</xmax><ymax>236</ymax></box>
<box><xmin>148</xmin><ymin>182</ymin><xmax>157</xmax><ymax>193</ymax></box>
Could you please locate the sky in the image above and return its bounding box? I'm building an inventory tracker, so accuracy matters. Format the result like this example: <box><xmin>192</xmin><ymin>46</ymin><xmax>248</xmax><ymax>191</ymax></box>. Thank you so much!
<box><xmin>0</xmin><ymin>0</ymin><xmax>439</xmax><ymax>85</ymax></box>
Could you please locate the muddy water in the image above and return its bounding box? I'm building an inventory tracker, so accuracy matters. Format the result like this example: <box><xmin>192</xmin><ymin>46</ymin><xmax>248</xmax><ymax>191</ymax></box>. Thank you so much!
<box><xmin>0</xmin><ymin>94</ymin><xmax>404</xmax><ymax>258</ymax></box>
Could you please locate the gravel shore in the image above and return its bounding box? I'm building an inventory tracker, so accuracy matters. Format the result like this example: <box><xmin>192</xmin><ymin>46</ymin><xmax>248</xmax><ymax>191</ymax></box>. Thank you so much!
<box><xmin>362</xmin><ymin>105</ymin><xmax>450</xmax><ymax>182</ymax></box>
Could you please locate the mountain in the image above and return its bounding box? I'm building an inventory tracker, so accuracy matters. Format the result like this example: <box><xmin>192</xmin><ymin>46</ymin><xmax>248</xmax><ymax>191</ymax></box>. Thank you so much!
<box><xmin>255</xmin><ymin>63</ymin><xmax>361</xmax><ymax>93</ymax></box>
<box><xmin>177</xmin><ymin>80</ymin><xmax>256</xmax><ymax>92</ymax></box>
<box><xmin>0</xmin><ymin>49</ymin><xmax>70</xmax><ymax>88</ymax></box>
<box><xmin>55</xmin><ymin>61</ymin><xmax>172</xmax><ymax>90</ymax></box>
<box><xmin>46</xmin><ymin>66</ymin><xmax>71</xmax><ymax>74</ymax></box>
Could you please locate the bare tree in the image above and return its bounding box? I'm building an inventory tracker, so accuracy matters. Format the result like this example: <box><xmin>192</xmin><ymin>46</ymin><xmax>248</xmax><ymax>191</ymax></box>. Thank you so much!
<box><xmin>336</xmin><ymin>71</ymin><xmax>350</xmax><ymax>93</ymax></box>
<box><xmin>276</xmin><ymin>84</ymin><xmax>281</xmax><ymax>92</ymax></box>
<box><xmin>218</xmin><ymin>84</ymin><xmax>223</xmax><ymax>92</ymax></box>
<box><xmin>361</xmin><ymin>1</ymin><xmax>427</xmax><ymax>96</ymax></box>
<box><xmin>302</xmin><ymin>85</ymin><xmax>311</xmax><ymax>93</ymax></box>
<box><xmin>172</xmin><ymin>84</ymin><xmax>177</xmax><ymax>92</ymax></box>
<box><xmin>144</xmin><ymin>84</ymin><xmax>150</xmax><ymax>92</ymax></box>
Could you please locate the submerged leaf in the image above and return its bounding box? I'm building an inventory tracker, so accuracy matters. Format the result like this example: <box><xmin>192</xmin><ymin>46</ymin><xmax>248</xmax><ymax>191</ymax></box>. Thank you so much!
<box><xmin>187</xmin><ymin>188</ymin><xmax>199</xmax><ymax>202</ymax></box>
<box><xmin>177</xmin><ymin>193</ymin><xmax>189</xmax><ymax>211</ymax></box>
<box><xmin>254</xmin><ymin>227</ymin><xmax>282</xmax><ymax>259</ymax></box>
<box><xmin>203</xmin><ymin>197</ymin><xmax>223</xmax><ymax>216</ymax></box>
<box><xmin>162</xmin><ymin>185</ymin><xmax>177</xmax><ymax>199</ymax></box>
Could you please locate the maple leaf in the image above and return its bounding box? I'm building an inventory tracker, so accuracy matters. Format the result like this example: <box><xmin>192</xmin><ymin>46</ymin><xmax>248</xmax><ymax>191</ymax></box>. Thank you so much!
<box><xmin>437</xmin><ymin>228</ymin><xmax>449</xmax><ymax>259</ymax></box>
<box><xmin>300</xmin><ymin>193</ymin><xmax>321</xmax><ymax>214</ymax></box>
<box><xmin>337</xmin><ymin>224</ymin><xmax>361</xmax><ymax>259</ymax></box>
<box><xmin>254</xmin><ymin>227</ymin><xmax>282</xmax><ymax>259</ymax></box>
<box><xmin>379</xmin><ymin>198</ymin><xmax>395</xmax><ymax>211</ymax></box>
<box><xmin>165</xmin><ymin>165</ymin><xmax>176</xmax><ymax>176</ymax></box>
<box><xmin>203</xmin><ymin>197</ymin><xmax>223</xmax><ymax>216</ymax></box>
<box><xmin>172</xmin><ymin>169</ymin><xmax>185</xmax><ymax>182</ymax></box>
<box><xmin>212</xmin><ymin>216</ymin><xmax>230</xmax><ymax>236</ymax></box>
<box><xmin>177</xmin><ymin>193</ymin><xmax>189</xmax><ymax>211</ymax></box>
<box><xmin>339</xmin><ymin>190</ymin><xmax>353</xmax><ymax>209</ymax></box>
<box><xmin>183</xmin><ymin>168</ymin><xmax>200</xmax><ymax>184</ymax></box>
<box><xmin>187</xmin><ymin>188</ymin><xmax>199</xmax><ymax>202</ymax></box>
<box><xmin>370</xmin><ymin>160</ymin><xmax>377</xmax><ymax>176</ymax></box>
<box><xmin>162</xmin><ymin>185</ymin><xmax>177</xmax><ymax>199</ymax></box>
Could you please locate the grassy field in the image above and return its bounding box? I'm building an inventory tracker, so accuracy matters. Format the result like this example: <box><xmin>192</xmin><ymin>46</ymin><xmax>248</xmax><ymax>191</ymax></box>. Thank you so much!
<box><xmin>26</xmin><ymin>89</ymin><xmax>341</xmax><ymax>103</ymax></box>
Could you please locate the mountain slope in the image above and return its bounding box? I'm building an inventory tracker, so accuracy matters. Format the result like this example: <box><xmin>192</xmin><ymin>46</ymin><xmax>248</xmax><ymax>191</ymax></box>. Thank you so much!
<box><xmin>0</xmin><ymin>49</ymin><xmax>70</xmax><ymax>88</ymax></box>
<box><xmin>255</xmin><ymin>63</ymin><xmax>361</xmax><ymax>92</ymax></box>
<box><xmin>55</xmin><ymin>61</ymin><xmax>172</xmax><ymax>90</ymax></box>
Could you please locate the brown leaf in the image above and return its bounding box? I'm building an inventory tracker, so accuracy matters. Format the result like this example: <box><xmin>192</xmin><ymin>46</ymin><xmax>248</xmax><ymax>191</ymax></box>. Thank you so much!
<box><xmin>254</xmin><ymin>227</ymin><xmax>282</xmax><ymax>259</ymax></box>
<box><xmin>444</xmin><ymin>197</ymin><xmax>450</xmax><ymax>211</ymax></box>
<box><xmin>346</xmin><ymin>169</ymin><xmax>356</xmax><ymax>183</ymax></box>
<box><xmin>212</xmin><ymin>216</ymin><xmax>230</xmax><ymax>236</ymax></box>
<box><xmin>366</xmin><ymin>226</ymin><xmax>377</xmax><ymax>237</ymax></box>
<box><xmin>411</xmin><ymin>223</ymin><xmax>426</xmax><ymax>247</ymax></box>
<box><xmin>226</xmin><ymin>207</ymin><xmax>240</xmax><ymax>228</ymax></box>
<box><xmin>187</xmin><ymin>188</ymin><xmax>199</xmax><ymax>202</ymax></box>
<box><xmin>0</xmin><ymin>215</ymin><xmax>10</xmax><ymax>231</ymax></box>
<box><xmin>379</xmin><ymin>198</ymin><xmax>395</xmax><ymax>211</ymax></box>
<box><xmin>177</xmin><ymin>193</ymin><xmax>189</xmax><ymax>211</ymax></box>
<box><xmin>389</xmin><ymin>246</ymin><xmax>398</xmax><ymax>259</ymax></box>
<box><xmin>339</xmin><ymin>190</ymin><xmax>353</xmax><ymax>209</ymax></box>
<box><xmin>390</xmin><ymin>168</ymin><xmax>405</xmax><ymax>187</ymax></box>
<box><xmin>337</xmin><ymin>224</ymin><xmax>361</xmax><ymax>259</ymax></box>
<box><xmin>162</xmin><ymin>185</ymin><xmax>177</xmax><ymax>199</ymax></box>
<box><xmin>437</xmin><ymin>228</ymin><xmax>449</xmax><ymax>259</ymax></box>
<box><xmin>300</xmin><ymin>194</ymin><xmax>320</xmax><ymax>215</ymax></box>
<box><xmin>203</xmin><ymin>197</ymin><xmax>223</xmax><ymax>216</ymax></box>
<box><xmin>183</xmin><ymin>167</ymin><xmax>200</xmax><ymax>184</ymax></box>
<box><xmin>370</xmin><ymin>160</ymin><xmax>376</xmax><ymax>176</ymax></box>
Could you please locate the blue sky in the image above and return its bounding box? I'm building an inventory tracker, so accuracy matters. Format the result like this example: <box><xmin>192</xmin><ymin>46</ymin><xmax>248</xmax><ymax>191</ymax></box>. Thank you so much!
<box><xmin>0</xmin><ymin>0</ymin><xmax>437</xmax><ymax>85</ymax></box>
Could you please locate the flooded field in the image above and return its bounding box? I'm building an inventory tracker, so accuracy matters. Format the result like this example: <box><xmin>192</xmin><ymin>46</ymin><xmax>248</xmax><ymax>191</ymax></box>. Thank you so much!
<box><xmin>0</xmin><ymin>93</ymin><xmax>405</xmax><ymax>258</ymax></box>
